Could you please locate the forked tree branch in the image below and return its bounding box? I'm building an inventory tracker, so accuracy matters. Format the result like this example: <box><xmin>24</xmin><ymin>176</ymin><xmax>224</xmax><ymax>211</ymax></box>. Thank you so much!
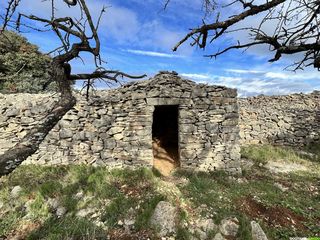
<box><xmin>171</xmin><ymin>0</ymin><xmax>320</xmax><ymax>70</ymax></box>
<box><xmin>0</xmin><ymin>0</ymin><xmax>146</xmax><ymax>176</ymax></box>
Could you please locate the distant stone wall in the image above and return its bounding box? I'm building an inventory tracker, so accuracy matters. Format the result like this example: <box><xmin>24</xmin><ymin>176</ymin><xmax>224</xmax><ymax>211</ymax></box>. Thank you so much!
<box><xmin>0</xmin><ymin>72</ymin><xmax>241</xmax><ymax>173</ymax></box>
<box><xmin>239</xmin><ymin>91</ymin><xmax>320</xmax><ymax>146</ymax></box>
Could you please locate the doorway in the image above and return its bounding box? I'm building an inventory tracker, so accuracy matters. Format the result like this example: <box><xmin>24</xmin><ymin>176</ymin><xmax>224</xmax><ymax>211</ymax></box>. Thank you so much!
<box><xmin>152</xmin><ymin>105</ymin><xmax>179</xmax><ymax>175</ymax></box>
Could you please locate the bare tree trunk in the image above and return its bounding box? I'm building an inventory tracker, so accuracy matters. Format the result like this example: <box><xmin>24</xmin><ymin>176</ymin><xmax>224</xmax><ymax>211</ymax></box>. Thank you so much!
<box><xmin>0</xmin><ymin>0</ymin><xmax>146</xmax><ymax>177</ymax></box>
<box><xmin>0</xmin><ymin>61</ymin><xmax>76</xmax><ymax>176</ymax></box>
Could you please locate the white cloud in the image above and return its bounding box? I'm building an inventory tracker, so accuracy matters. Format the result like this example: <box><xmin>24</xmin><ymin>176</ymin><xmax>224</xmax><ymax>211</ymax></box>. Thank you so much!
<box><xmin>101</xmin><ymin>5</ymin><xmax>140</xmax><ymax>43</ymax></box>
<box><xmin>264</xmin><ymin>71</ymin><xmax>320</xmax><ymax>80</ymax></box>
<box><xmin>225</xmin><ymin>69</ymin><xmax>264</xmax><ymax>74</ymax></box>
<box><xmin>181</xmin><ymin>73</ymin><xmax>211</xmax><ymax>80</ymax></box>
<box><xmin>135</xmin><ymin>19</ymin><xmax>192</xmax><ymax>54</ymax></box>
<box><xmin>178</xmin><ymin>71</ymin><xmax>320</xmax><ymax>97</ymax></box>
<box><xmin>225</xmin><ymin>66</ymin><xmax>320</xmax><ymax>81</ymax></box>
<box><xmin>126</xmin><ymin>49</ymin><xmax>183</xmax><ymax>58</ymax></box>
<box><xmin>264</xmin><ymin>72</ymin><xmax>288</xmax><ymax>79</ymax></box>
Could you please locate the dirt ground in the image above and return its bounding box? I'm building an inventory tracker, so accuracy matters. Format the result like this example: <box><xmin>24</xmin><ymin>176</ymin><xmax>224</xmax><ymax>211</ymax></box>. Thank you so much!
<box><xmin>237</xmin><ymin>196</ymin><xmax>307</xmax><ymax>231</ymax></box>
<box><xmin>152</xmin><ymin>139</ymin><xmax>179</xmax><ymax>176</ymax></box>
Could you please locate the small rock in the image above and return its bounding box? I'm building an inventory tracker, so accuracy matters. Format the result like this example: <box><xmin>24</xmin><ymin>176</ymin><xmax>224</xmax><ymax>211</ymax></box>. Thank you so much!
<box><xmin>274</xmin><ymin>182</ymin><xmax>289</xmax><ymax>192</ymax></box>
<box><xmin>23</xmin><ymin>199</ymin><xmax>35</xmax><ymax>219</ymax></box>
<box><xmin>150</xmin><ymin>201</ymin><xmax>177</xmax><ymax>237</ymax></box>
<box><xmin>124</xmin><ymin>218</ymin><xmax>135</xmax><ymax>226</ymax></box>
<box><xmin>11</xmin><ymin>186</ymin><xmax>22</xmax><ymax>198</ymax></box>
<box><xmin>83</xmin><ymin>195</ymin><xmax>94</xmax><ymax>202</ymax></box>
<box><xmin>59</xmin><ymin>129</ymin><xmax>73</xmax><ymax>139</ymax></box>
<box><xmin>76</xmin><ymin>208</ymin><xmax>95</xmax><ymax>218</ymax></box>
<box><xmin>236</xmin><ymin>178</ymin><xmax>248</xmax><ymax>184</ymax></box>
<box><xmin>91</xmin><ymin>212</ymin><xmax>100</xmax><ymax>219</ymax></box>
<box><xmin>56</xmin><ymin>207</ymin><xmax>67</xmax><ymax>218</ymax></box>
<box><xmin>213</xmin><ymin>233</ymin><xmax>226</xmax><ymax>240</ymax></box>
<box><xmin>74</xmin><ymin>191</ymin><xmax>84</xmax><ymax>200</ymax></box>
<box><xmin>251</xmin><ymin>221</ymin><xmax>268</xmax><ymax>240</ymax></box>
<box><xmin>5</xmin><ymin>108</ymin><xmax>19</xmax><ymax>117</ymax></box>
<box><xmin>195</xmin><ymin>229</ymin><xmax>207</xmax><ymax>240</ymax></box>
<box><xmin>24</xmin><ymin>199</ymin><xmax>33</xmax><ymax>211</ymax></box>
<box><xmin>47</xmin><ymin>198</ymin><xmax>60</xmax><ymax>211</ymax></box>
<box><xmin>198</xmin><ymin>218</ymin><xmax>217</xmax><ymax>233</ymax></box>
<box><xmin>95</xmin><ymin>221</ymin><xmax>108</xmax><ymax>231</ymax></box>
<box><xmin>0</xmin><ymin>122</ymin><xmax>8</xmax><ymax>128</ymax></box>
<box><xmin>117</xmin><ymin>220</ymin><xmax>124</xmax><ymax>226</ymax></box>
<box><xmin>219</xmin><ymin>217</ymin><xmax>239</xmax><ymax>237</ymax></box>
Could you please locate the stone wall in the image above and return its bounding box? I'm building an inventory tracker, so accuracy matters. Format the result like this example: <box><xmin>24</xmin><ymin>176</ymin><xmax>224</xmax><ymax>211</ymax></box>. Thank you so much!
<box><xmin>239</xmin><ymin>91</ymin><xmax>320</xmax><ymax>146</ymax></box>
<box><xmin>0</xmin><ymin>93</ymin><xmax>58</xmax><ymax>155</ymax></box>
<box><xmin>0</xmin><ymin>72</ymin><xmax>241</xmax><ymax>173</ymax></box>
<box><xmin>1</xmin><ymin>74</ymin><xmax>319</xmax><ymax>174</ymax></box>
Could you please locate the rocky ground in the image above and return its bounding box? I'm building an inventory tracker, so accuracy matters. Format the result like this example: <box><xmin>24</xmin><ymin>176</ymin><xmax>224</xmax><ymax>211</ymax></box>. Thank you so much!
<box><xmin>0</xmin><ymin>144</ymin><xmax>319</xmax><ymax>240</ymax></box>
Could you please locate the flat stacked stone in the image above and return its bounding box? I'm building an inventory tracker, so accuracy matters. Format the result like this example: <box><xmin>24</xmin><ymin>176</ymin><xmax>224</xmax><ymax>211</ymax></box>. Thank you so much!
<box><xmin>0</xmin><ymin>71</ymin><xmax>241</xmax><ymax>174</ymax></box>
<box><xmin>239</xmin><ymin>91</ymin><xmax>320</xmax><ymax>146</ymax></box>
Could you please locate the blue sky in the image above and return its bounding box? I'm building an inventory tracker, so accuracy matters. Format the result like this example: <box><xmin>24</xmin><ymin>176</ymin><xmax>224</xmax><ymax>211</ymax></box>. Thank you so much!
<box><xmin>2</xmin><ymin>0</ymin><xmax>320</xmax><ymax>96</ymax></box>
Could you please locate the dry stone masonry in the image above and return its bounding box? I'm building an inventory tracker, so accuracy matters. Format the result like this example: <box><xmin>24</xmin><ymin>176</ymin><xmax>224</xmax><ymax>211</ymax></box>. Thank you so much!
<box><xmin>2</xmin><ymin>71</ymin><xmax>318</xmax><ymax>174</ymax></box>
<box><xmin>0</xmin><ymin>71</ymin><xmax>241</xmax><ymax>174</ymax></box>
<box><xmin>239</xmin><ymin>91</ymin><xmax>320</xmax><ymax>146</ymax></box>
<box><xmin>0</xmin><ymin>93</ymin><xmax>58</xmax><ymax>155</ymax></box>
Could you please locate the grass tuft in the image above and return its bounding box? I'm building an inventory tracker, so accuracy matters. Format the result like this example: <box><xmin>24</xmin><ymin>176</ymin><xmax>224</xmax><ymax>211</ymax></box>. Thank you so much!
<box><xmin>27</xmin><ymin>216</ymin><xmax>106</xmax><ymax>240</ymax></box>
<box><xmin>241</xmin><ymin>144</ymin><xmax>305</xmax><ymax>165</ymax></box>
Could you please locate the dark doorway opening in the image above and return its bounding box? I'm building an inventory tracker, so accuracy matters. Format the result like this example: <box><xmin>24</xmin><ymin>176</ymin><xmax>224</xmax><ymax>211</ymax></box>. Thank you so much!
<box><xmin>152</xmin><ymin>105</ymin><xmax>179</xmax><ymax>175</ymax></box>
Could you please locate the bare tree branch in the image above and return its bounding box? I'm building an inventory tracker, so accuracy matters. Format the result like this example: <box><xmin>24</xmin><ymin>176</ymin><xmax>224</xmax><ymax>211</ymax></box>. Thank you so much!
<box><xmin>0</xmin><ymin>0</ymin><xmax>21</xmax><ymax>33</ymax></box>
<box><xmin>171</xmin><ymin>0</ymin><xmax>320</xmax><ymax>70</ymax></box>
<box><xmin>0</xmin><ymin>0</ymin><xmax>146</xmax><ymax>176</ymax></box>
<box><xmin>172</xmin><ymin>0</ymin><xmax>286</xmax><ymax>51</ymax></box>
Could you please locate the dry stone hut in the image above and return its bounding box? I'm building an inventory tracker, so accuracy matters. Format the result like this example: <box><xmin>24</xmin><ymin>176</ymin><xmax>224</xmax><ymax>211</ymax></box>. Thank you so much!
<box><xmin>2</xmin><ymin>71</ymin><xmax>241</xmax><ymax>174</ymax></box>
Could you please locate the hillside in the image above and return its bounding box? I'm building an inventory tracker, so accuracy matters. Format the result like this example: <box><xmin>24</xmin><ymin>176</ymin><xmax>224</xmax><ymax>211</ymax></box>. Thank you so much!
<box><xmin>0</xmin><ymin>31</ymin><xmax>54</xmax><ymax>93</ymax></box>
<box><xmin>0</xmin><ymin>144</ymin><xmax>319</xmax><ymax>240</ymax></box>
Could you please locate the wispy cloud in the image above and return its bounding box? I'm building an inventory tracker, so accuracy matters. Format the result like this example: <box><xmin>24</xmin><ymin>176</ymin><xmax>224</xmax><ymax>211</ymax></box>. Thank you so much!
<box><xmin>180</xmin><ymin>71</ymin><xmax>320</xmax><ymax>97</ymax></box>
<box><xmin>225</xmin><ymin>68</ymin><xmax>320</xmax><ymax>81</ymax></box>
<box><xmin>225</xmin><ymin>69</ymin><xmax>264</xmax><ymax>74</ymax></box>
<box><xmin>264</xmin><ymin>71</ymin><xmax>320</xmax><ymax>80</ymax></box>
<box><xmin>181</xmin><ymin>73</ymin><xmax>210</xmax><ymax>80</ymax></box>
<box><xmin>126</xmin><ymin>49</ymin><xmax>184</xmax><ymax>58</ymax></box>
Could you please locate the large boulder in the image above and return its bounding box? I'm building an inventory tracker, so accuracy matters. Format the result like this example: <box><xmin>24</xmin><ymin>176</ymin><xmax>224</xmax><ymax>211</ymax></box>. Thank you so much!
<box><xmin>219</xmin><ymin>217</ymin><xmax>239</xmax><ymax>237</ymax></box>
<box><xmin>150</xmin><ymin>201</ymin><xmax>177</xmax><ymax>237</ymax></box>
<box><xmin>251</xmin><ymin>221</ymin><xmax>268</xmax><ymax>240</ymax></box>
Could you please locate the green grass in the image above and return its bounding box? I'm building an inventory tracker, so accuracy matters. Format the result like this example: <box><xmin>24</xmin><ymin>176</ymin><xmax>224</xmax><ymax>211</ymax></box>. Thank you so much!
<box><xmin>0</xmin><ymin>166</ymin><xmax>161</xmax><ymax>238</ymax></box>
<box><xmin>305</xmin><ymin>142</ymin><xmax>320</xmax><ymax>155</ymax></box>
<box><xmin>39</xmin><ymin>181</ymin><xmax>64</xmax><ymax>198</ymax></box>
<box><xmin>0</xmin><ymin>211</ymin><xmax>24</xmax><ymax>236</ymax></box>
<box><xmin>176</xmin><ymin>166</ymin><xmax>320</xmax><ymax>239</ymax></box>
<box><xmin>302</xmin><ymin>142</ymin><xmax>320</xmax><ymax>163</ymax></box>
<box><xmin>135</xmin><ymin>194</ymin><xmax>165</xmax><ymax>230</ymax></box>
<box><xmin>28</xmin><ymin>192</ymin><xmax>50</xmax><ymax>219</ymax></box>
<box><xmin>241</xmin><ymin>144</ymin><xmax>305</xmax><ymax>165</ymax></box>
<box><xmin>101</xmin><ymin>194</ymin><xmax>135</xmax><ymax>227</ymax></box>
<box><xmin>176</xmin><ymin>226</ymin><xmax>192</xmax><ymax>240</ymax></box>
<box><xmin>0</xmin><ymin>146</ymin><xmax>319</xmax><ymax>239</ymax></box>
<box><xmin>27</xmin><ymin>216</ymin><xmax>107</xmax><ymax>240</ymax></box>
